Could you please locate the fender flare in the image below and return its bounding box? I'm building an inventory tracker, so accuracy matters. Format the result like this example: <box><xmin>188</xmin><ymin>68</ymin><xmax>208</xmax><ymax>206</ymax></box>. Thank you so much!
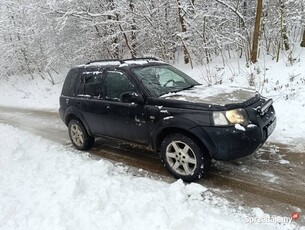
<box><xmin>64</xmin><ymin>106</ymin><xmax>93</xmax><ymax>136</ymax></box>
<box><xmin>151</xmin><ymin>116</ymin><xmax>215</xmax><ymax>157</ymax></box>
<box><xmin>151</xmin><ymin>116</ymin><xmax>197</xmax><ymax>150</ymax></box>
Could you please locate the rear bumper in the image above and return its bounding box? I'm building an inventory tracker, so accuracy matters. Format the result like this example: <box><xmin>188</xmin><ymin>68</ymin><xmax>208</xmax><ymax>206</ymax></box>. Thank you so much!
<box><xmin>59</xmin><ymin>108</ymin><xmax>65</xmax><ymax>123</ymax></box>
<box><xmin>190</xmin><ymin>117</ymin><xmax>276</xmax><ymax>161</ymax></box>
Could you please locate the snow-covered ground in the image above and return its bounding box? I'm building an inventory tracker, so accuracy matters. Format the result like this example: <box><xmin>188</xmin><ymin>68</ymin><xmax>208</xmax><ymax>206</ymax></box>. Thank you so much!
<box><xmin>0</xmin><ymin>71</ymin><xmax>66</xmax><ymax>111</ymax></box>
<box><xmin>0</xmin><ymin>124</ymin><xmax>302</xmax><ymax>230</ymax></box>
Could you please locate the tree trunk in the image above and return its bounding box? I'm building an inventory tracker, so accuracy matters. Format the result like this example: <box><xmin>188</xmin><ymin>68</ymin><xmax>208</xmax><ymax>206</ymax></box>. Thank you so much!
<box><xmin>280</xmin><ymin>0</ymin><xmax>289</xmax><ymax>51</ymax></box>
<box><xmin>176</xmin><ymin>0</ymin><xmax>189</xmax><ymax>64</ymax></box>
<box><xmin>129</xmin><ymin>0</ymin><xmax>137</xmax><ymax>57</ymax></box>
<box><xmin>251</xmin><ymin>0</ymin><xmax>263</xmax><ymax>63</ymax></box>
<box><xmin>119</xmin><ymin>24</ymin><xmax>136</xmax><ymax>59</ymax></box>
<box><xmin>301</xmin><ymin>30</ymin><xmax>305</xmax><ymax>47</ymax></box>
<box><xmin>108</xmin><ymin>0</ymin><xmax>119</xmax><ymax>58</ymax></box>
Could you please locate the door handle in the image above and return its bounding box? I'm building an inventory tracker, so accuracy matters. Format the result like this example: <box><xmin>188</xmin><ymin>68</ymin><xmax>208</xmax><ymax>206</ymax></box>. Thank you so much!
<box><xmin>106</xmin><ymin>105</ymin><xmax>111</xmax><ymax>110</ymax></box>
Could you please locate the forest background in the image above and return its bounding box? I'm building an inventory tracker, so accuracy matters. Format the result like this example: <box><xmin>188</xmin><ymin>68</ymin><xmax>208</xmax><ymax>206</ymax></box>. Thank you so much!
<box><xmin>1</xmin><ymin>0</ymin><xmax>304</xmax><ymax>82</ymax></box>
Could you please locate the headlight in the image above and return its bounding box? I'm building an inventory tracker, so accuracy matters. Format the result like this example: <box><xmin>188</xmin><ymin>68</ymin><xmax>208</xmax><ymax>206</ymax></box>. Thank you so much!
<box><xmin>213</xmin><ymin>109</ymin><xmax>249</xmax><ymax>126</ymax></box>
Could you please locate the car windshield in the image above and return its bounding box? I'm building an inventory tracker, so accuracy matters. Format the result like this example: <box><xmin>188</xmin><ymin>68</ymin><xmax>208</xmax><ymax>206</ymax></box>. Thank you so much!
<box><xmin>132</xmin><ymin>65</ymin><xmax>199</xmax><ymax>97</ymax></box>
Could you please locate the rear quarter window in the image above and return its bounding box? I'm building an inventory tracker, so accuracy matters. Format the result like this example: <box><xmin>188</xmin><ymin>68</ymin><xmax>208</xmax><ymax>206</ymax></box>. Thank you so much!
<box><xmin>61</xmin><ymin>68</ymin><xmax>80</xmax><ymax>96</ymax></box>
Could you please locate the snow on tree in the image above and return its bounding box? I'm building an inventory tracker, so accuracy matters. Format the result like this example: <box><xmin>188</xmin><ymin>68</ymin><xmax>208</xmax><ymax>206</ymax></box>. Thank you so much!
<box><xmin>0</xmin><ymin>0</ymin><xmax>304</xmax><ymax>77</ymax></box>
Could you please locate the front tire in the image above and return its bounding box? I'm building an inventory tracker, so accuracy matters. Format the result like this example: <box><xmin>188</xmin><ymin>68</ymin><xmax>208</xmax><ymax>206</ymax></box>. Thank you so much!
<box><xmin>68</xmin><ymin>119</ymin><xmax>95</xmax><ymax>150</ymax></box>
<box><xmin>160</xmin><ymin>133</ymin><xmax>211</xmax><ymax>182</ymax></box>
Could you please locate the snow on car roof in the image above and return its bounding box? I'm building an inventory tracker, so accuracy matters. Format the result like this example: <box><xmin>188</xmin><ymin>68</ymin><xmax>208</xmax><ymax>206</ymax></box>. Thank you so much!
<box><xmin>119</xmin><ymin>60</ymin><xmax>165</xmax><ymax>67</ymax></box>
<box><xmin>85</xmin><ymin>61</ymin><xmax>122</xmax><ymax>66</ymax></box>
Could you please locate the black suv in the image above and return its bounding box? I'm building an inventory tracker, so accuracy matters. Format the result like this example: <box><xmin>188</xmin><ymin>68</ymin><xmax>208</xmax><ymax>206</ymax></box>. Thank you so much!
<box><xmin>59</xmin><ymin>58</ymin><xmax>276</xmax><ymax>182</ymax></box>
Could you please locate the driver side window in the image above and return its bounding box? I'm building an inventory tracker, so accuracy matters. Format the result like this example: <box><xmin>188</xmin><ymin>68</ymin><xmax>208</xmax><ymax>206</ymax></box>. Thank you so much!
<box><xmin>104</xmin><ymin>70</ymin><xmax>136</xmax><ymax>101</ymax></box>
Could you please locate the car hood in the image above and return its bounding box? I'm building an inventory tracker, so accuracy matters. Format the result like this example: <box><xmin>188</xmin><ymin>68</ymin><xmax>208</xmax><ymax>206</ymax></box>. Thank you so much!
<box><xmin>160</xmin><ymin>85</ymin><xmax>258</xmax><ymax>106</ymax></box>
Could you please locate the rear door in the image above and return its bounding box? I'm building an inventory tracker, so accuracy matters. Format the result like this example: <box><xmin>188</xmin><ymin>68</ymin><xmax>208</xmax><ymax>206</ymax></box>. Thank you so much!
<box><xmin>77</xmin><ymin>69</ymin><xmax>105</xmax><ymax>134</ymax></box>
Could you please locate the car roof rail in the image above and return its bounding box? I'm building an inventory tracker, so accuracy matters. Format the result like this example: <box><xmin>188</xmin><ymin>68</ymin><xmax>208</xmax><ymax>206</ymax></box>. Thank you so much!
<box><xmin>86</xmin><ymin>59</ymin><xmax>124</xmax><ymax>65</ymax></box>
<box><xmin>123</xmin><ymin>57</ymin><xmax>159</xmax><ymax>62</ymax></box>
<box><xmin>85</xmin><ymin>57</ymin><xmax>160</xmax><ymax>65</ymax></box>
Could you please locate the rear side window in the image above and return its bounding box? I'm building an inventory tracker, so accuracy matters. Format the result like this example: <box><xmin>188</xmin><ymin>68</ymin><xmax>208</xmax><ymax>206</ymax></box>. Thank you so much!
<box><xmin>62</xmin><ymin>68</ymin><xmax>79</xmax><ymax>96</ymax></box>
<box><xmin>79</xmin><ymin>71</ymin><xmax>103</xmax><ymax>99</ymax></box>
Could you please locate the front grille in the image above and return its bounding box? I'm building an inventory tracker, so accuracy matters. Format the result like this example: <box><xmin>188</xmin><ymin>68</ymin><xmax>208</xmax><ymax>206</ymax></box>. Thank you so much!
<box><xmin>256</xmin><ymin>99</ymin><xmax>273</xmax><ymax>116</ymax></box>
<box><xmin>246</xmin><ymin>97</ymin><xmax>276</xmax><ymax>139</ymax></box>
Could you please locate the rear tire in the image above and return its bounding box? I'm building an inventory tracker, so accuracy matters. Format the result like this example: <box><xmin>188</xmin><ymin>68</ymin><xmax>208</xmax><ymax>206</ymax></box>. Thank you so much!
<box><xmin>159</xmin><ymin>133</ymin><xmax>211</xmax><ymax>182</ymax></box>
<box><xmin>68</xmin><ymin>119</ymin><xmax>95</xmax><ymax>150</ymax></box>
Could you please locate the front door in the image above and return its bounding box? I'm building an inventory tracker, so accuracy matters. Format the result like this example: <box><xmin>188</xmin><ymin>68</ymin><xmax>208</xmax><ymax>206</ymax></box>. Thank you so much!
<box><xmin>101</xmin><ymin>69</ymin><xmax>148</xmax><ymax>144</ymax></box>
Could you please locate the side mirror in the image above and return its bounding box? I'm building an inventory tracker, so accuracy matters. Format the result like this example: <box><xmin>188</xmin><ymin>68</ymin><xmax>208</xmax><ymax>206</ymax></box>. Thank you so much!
<box><xmin>120</xmin><ymin>92</ymin><xmax>144</xmax><ymax>104</ymax></box>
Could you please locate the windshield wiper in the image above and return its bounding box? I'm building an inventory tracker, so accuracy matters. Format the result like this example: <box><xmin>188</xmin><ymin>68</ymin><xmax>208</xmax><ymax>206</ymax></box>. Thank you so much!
<box><xmin>159</xmin><ymin>84</ymin><xmax>200</xmax><ymax>97</ymax></box>
<box><xmin>171</xmin><ymin>84</ymin><xmax>198</xmax><ymax>94</ymax></box>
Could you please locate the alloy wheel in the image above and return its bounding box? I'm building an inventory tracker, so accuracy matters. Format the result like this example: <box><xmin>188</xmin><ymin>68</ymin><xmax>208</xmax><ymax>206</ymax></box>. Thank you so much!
<box><xmin>165</xmin><ymin>141</ymin><xmax>197</xmax><ymax>176</ymax></box>
<box><xmin>70</xmin><ymin>124</ymin><xmax>84</xmax><ymax>147</ymax></box>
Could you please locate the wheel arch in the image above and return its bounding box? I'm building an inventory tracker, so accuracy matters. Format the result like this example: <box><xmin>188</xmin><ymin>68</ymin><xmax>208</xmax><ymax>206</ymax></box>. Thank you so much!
<box><xmin>155</xmin><ymin>127</ymin><xmax>210</xmax><ymax>157</ymax></box>
<box><xmin>65</xmin><ymin>113</ymin><xmax>80</xmax><ymax>125</ymax></box>
<box><xmin>64</xmin><ymin>107</ymin><xmax>93</xmax><ymax>136</ymax></box>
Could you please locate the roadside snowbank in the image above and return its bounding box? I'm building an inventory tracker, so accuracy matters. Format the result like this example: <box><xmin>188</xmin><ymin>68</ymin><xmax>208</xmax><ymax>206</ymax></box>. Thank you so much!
<box><xmin>0</xmin><ymin>72</ymin><xmax>64</xmax><ymax>111</ymax></box>
<box><xmin>0</xmin><ymin>124</ymin><xmax>300</xmax><ymax>230</ymax></box>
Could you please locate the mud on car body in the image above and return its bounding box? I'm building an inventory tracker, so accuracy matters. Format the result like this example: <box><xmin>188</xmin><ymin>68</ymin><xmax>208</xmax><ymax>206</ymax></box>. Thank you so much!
<box><xmin>59</xmin><ymin>58</ymin><xmax>276</xmax><ymax>182</ymax></box>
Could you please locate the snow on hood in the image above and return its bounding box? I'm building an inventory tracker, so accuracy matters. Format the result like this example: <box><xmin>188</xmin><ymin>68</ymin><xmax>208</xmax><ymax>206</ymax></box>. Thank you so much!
<box><xmin>161</xmin><ymin>85</ymin><xmax>258</xmax><ymax>106</ymax></box>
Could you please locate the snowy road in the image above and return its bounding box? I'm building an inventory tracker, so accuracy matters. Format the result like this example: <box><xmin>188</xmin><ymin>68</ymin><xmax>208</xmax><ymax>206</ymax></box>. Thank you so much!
<box><xmin>0</xmin><ymin>106</ymin><xmax>304</xmax><ymax>224</ymax></box>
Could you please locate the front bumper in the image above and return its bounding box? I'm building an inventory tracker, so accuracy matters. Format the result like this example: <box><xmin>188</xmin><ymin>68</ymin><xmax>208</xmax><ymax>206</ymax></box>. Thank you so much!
<box><xmin>190</xmin><ymin>101</ymin><xmax>276</xmax><ymax>161</ymax></box>
<box><xmin>205</xmin><ymin>119</ymin><xmax>275</xmax><ymax>160</ymax></box>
